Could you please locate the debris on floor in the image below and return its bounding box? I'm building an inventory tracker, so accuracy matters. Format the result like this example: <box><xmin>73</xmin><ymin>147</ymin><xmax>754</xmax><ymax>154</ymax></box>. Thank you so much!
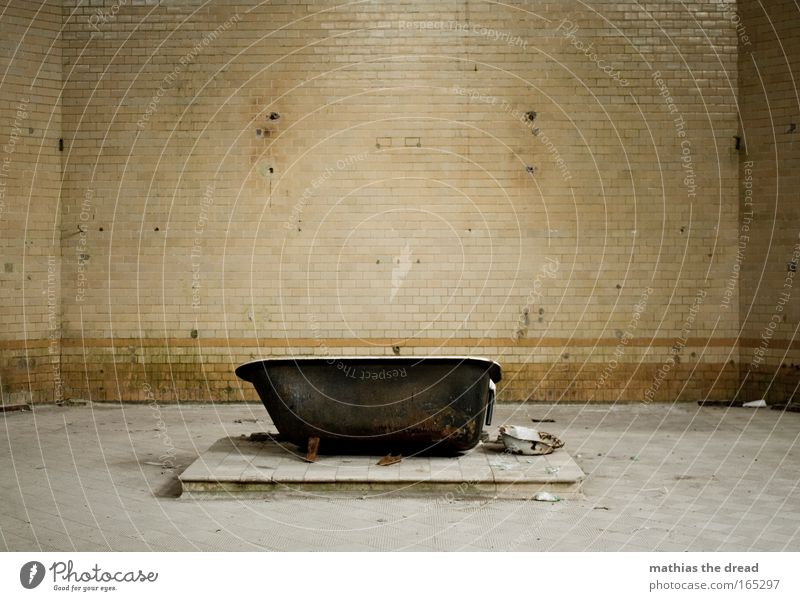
<box><xmin>770</xmin><ymin>402</ymin><xmax>800</xmax><ymax>413</ymax></box>
<box><xmin>533</xmin><ymin>491</ymin><xmax>561</xmax><ymax>502</ymax></box>
<box><xmin>243</xmin><ymin>432</ymin><xmax>284</xmax><ymax>442</ymax></box>
<box><xmin>539</xmin><ymin>431</ymin><xmax>564</xmax><ymax>449</ymax></box>
<box><xmin>698</xmin><ymin>400</ymin><xmax>743</xmax><ymax>407</ymax></box>
<box><xmin>376</xmin><ymin>453</ymin><xmax>402</xmax><ymax>466</ymax></box>
<box><xmin>498</xmin><ymin>425</ymin><xmax>564</xmax><ymax>455</ymax></box>
<box><xmin>0</xmin><ymin>403</ymin><xmax>30</xmax><ymax>413</ymax></box>
<box><xmin>56</xmin><ymin>398</ymin><xmax>89</xmax><ymax>406</ymax></box>
<box><xmin>700</xmin><ymin>399</ymin><xmax>770</xmax><ymax>409</ymax></box>
<box><xmin>531</xmin><ymin>418</ymin><xmax>555</xmax><ymax>423</ymax></box>
<box><xmin>490</xmin><ymin>461</ymin><xmax>515</xmax><ymax>470</ymax></box>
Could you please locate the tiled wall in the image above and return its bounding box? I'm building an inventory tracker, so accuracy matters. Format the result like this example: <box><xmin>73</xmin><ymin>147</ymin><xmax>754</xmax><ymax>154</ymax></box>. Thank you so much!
<box><xmin>0</xmin><ymin>0</ymin><xmax>62</xmax><ymax>405</ymax></box>
<box><xmin>3</xmin><ymin>1</ymin><xmax>763</xmax><ymax>403</ymax></box>
<box><xmin>738</xmin><ymin>0</ymin><xmax>800</xmax><ymax>403</ymax></box>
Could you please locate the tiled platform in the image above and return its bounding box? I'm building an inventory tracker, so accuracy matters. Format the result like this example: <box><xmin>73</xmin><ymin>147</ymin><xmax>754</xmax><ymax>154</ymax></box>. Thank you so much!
<box><xmin>179</xmin><ymin>434</ymin><xmax>585</xmax><ymax>498</ymax></box>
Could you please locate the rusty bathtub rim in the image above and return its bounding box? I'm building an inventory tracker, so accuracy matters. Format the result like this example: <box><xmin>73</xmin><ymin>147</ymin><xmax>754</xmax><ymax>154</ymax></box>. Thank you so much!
<box><xmin>235</xmin><ymin>355</ymin><xmax>502</xmax><ymax>384</ymax></box>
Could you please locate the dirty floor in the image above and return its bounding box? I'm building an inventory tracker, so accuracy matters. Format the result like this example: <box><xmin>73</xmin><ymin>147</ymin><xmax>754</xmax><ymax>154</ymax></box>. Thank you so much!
<box><xmin>1</xmin><ymin>402</ymin><xmax>798</xmax><ymax>551</ymax></box>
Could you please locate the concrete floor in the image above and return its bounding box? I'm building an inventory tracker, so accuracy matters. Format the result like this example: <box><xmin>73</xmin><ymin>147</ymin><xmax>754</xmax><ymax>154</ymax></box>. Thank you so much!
<box><xmin>1</xmin><ymin>402</ymin><xmax>798</xmax><ymax>551</ymax></box>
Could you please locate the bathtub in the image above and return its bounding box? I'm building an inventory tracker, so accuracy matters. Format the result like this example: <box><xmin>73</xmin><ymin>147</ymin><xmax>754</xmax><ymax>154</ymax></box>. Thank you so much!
<box><xmin>235</xmin><ymin>356</ymin><xmax>502</xmax><ymax>455</ymax></box>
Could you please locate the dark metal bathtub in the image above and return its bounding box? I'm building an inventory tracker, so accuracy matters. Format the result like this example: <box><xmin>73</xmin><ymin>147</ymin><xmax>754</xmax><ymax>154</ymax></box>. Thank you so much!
<box><xmin>235</xmin><ymin>356</ymin><xmax>502</xmax><ymax>455</ymax></box>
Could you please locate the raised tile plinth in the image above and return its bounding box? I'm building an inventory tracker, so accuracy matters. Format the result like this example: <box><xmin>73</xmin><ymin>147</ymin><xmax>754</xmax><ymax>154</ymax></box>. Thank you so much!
<box><xmin>180</xmin><ymin>434</ymin><xmax>585</xmax><ymax>499</ymax></box>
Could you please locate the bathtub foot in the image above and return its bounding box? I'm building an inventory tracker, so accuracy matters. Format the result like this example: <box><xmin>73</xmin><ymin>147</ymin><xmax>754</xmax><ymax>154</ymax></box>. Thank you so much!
<box><xmin>305</xmin><ymin>436</ymin><xmax>320</xmax><ymax>462</ymax></box>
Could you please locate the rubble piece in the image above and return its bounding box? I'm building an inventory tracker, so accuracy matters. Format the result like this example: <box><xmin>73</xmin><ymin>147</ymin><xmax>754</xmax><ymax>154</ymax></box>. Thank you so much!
<box><xmin>376</xmin><ymin>453</ymin><xmax>402</xmax><ymax>466</ymax></box>
<box><xmin>698</xmin><ymin>400</ymin><xmax>743</xmax><ymax>407</ymax></box>
<box><xmin>57</xmin><ymin>399</ymin><xmax>88</xmax><ymax>406</ymax></box>
<box><xmin>742</xmin><ymin>399</ymin><xmax>767</xmax><ymax>408</ymax></box>
<box><xmin>533</xmin><ymin>491</ymin><xmax>561</xmax><ymax>502</ymax></box>
<box><xmin>538</xmin><ymin>431</ymin><xmax>564</xmax><ymax>449</ymax></box>
<box><xmin>770</xmin><ymin>403</ymin><xmax>800</xmax><ymax>413</ymax></box>
<box><xmin>498</xmin><ymin>425</ymin><xmax>565</xmax><ymax>456</ymax></box>
<box><xmin>491</xmin><ymin>462</ymin><xmax>514</xmax><ymax>471</ymax></box>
